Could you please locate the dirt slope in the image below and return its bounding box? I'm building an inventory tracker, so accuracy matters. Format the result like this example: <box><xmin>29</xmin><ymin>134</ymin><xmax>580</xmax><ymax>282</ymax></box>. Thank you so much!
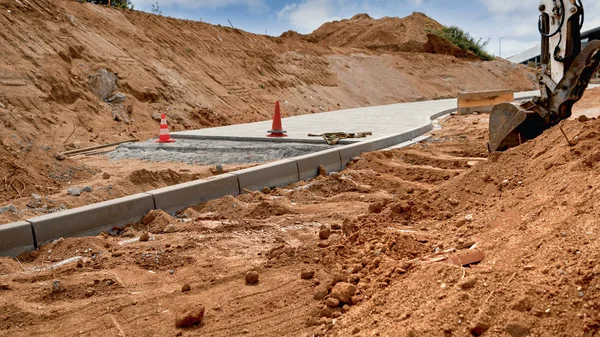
<box><xmin>0</xmin><ymin>0</ymin><xmax>536</xmax><ymax>203</ymax></box>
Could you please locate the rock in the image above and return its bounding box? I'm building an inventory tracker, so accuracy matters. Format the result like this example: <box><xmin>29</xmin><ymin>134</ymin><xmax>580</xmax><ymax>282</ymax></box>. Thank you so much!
<box><xmin>88</xmin><ymin>68</ymin><xmax>117</xmax><ymax>101</ymax></box>
<box><xmin>352</xmin><ymin>327</ymin><xmax>361</xmax><ymax>334</ymax></box>
<box><xmin>262</xmin><ymin>187</ymin><xmax>271</xmax><ymax>194</ymax></box>
<box><xmin>181</xmin><ymin>283</ymin><xmax>191</xmax><ymax>292</ymax></box>
<box><xmin>301</xmin><ymin>270</ymin><xmax>315</xmax><ymax>280</ymax></box>
<box><xmin>458</xmin><ymin>275</ymin><xmax>477</xmax><ymax>290</ymax></box>
<box><xmin>163</xmin><ymin>224</ymin><xmax>178</xmax><ymax>233</ymax></box>
<box><xmin>448</xmin><ymin>198</ymin><xmax>459</xmax><ymax>206</ymax></box>
<box><xmin>245</xmin><ymin>271</ymin><xmax>259</xmax><ymax>285</ymax></box>
<box><xmin>27</xmin><ymin>194</ymin><xmax>42</xmax><ymax>208</ymax></box>
<box><xmin>313</xmin><ymin>285</ymin><xmax>329</xmax><ymax>300</ymax></box>
<box><xmin>331</xmin><ymin>311</ymin><xmax>342</xmax><ymax>319</ymax></box>
<box><xmin>54</xmin><ymin>153</ymin><xmax>66</xmax><ymax>161</ymax></box>
<box><xmin>351</xmin><ymin>295</ymin><xmax>363</xmax><ymax>305</ymax></box>
<box><xmin>326</xmin><ymin>298</ymin><xmax>340</xmax><ymax>308</ymax></box>
<box><xmin>67</xmin><ymin>188</ymin><xmax>82</xmax><ymax>196</ymax></box>
<box><xmin>331</xmin><ymin>223</ymin><xmax>342</xmax><ymax>230</ymax></box>
<box><xmin>319</xmin><ymin>225</ymin><xmax>331</xmax><ymax>240</ymax></box>
<box><xmin>139</xmin><ymin>232</ymin><xmax>150</xmax><ymax>242</ymax></box>
<box><xmin>76</xmin><ymin>259</ymin><xmax>84</xmax><ymax>268</ymax></box>
<box><xmin>330</xmin><ymin>282</ymin><xmax>356</xmax><ymax>304</ymax></box>
<box><xmin>29</xmin><ymin>250</ymin><xmax>39</xmax><ymax>259</ymax></box>
<box><xmin>151</xmin><ymin>112</ymin><xmax>162</xmax><ymax>121</ymax></box>
<box><xmin>578</xmin><ymin>115</ymin><xmax>590</xmax><ymax>122</ymax></box>
<box><xmin>52</xmin><ymin>280</ymin><xmax>65</xmax><ymax>293</ymax></box>
<box><xmin>102</xmin><ymin>172</ymin><xmax>111</xmax><ymax>180</ymax></box>
<box><xmin>108</xmin><ymin>92</ymin><xmax>126</xmax><ymax>103</ymax></box>
<box><xmin>175</xmin><ymin>305</ymin><xmax>205</xmax><ymax>328</ymax></box>
<box><xmin>511</xmin><ymin>297</ymin><xmax>534</xmax><ymax>312</ymax></box>
<box><xmin>464</xmin><ymin>214</ymin><xmax>474</xmax><ymax>222</ymax></box>
<box><xmin>282</xmin><ymin>246</ymin><xmax>294</xmax><ymax>256</ymax></box>
<box><xmin>501</xmin><ymin>179</ymin><xmax>510</xmax><ymax>187</ymax></box>
<box><xmin>505</xmin><ymin>321</ymin><xmax>532</xmax><ymax>337</ymax></box>
<box><xmin>318</xmin><ymin>165</ymin><xmax>327</xmax><ymax>176</ymax></box>
<box><xmin>82</xmin><ymin>186</ymin><xmax>93</xmax><ymax>193</ymax></box>
<box><xmin>470</xmin><ymin>320</ymin><xmax>490</xmax><ymax>336</ymax></box>
<box><xmin>0</xmin><ymin>204</ymin><xmax>17</xmax><ymax>214</ymax></box>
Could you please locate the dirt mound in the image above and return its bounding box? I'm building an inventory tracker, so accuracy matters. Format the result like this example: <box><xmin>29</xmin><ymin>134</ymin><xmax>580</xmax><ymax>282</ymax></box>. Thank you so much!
<box><xmin>306</xmin><ymin>12</ymin><xmax>446</xmax><ymax>53</ymax></box>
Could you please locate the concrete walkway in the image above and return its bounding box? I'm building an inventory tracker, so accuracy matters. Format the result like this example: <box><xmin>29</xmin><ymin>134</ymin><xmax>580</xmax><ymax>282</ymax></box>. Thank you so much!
<box><xmin>172</xmin><ymin>90</ymin><xmax>541</xmax><ymax>143</ymax></box>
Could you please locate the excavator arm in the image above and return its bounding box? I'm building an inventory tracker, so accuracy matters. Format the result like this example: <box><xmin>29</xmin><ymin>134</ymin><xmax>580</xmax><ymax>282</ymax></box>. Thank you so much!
<box><xmin>488</xmin><ymin>0</ymin><xmax>600</xmax><ymax>152</ymax></box>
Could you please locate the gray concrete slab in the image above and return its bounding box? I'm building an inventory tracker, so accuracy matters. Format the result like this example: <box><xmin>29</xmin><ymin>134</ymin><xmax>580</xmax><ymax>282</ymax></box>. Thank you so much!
<box><xmin>295</xmin><ymin>148</ymin><xmax>342</xmax><ymax>181</ymax></box>
<box><xmin>0</xmin><ymin>221</ymin><xmax>35</xmax><ymax>257</ymax></box>
<box><xmin>235</xmin><ymin>159</ymin><xmax>299</xmax><ymax>192</ymax></box>
<box><xmin>171</xmin><ymin>90</ymin><xmax>546</xmax><ymax>144</ymax></box>
<box><xmin>150</xmin><ymin>174</ymin><xmax>240</xmax><ymax>214</ymax></box>
<box><xmin>29</xmin><ymin>193</ymin><xmax>155</xmax><ymax>245</ymax></box>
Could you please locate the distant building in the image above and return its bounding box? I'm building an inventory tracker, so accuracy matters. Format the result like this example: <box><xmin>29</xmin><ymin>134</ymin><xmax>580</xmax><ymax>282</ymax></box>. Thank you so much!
<box><xmin>507</xmin><ymin>26</ymin><xmax>600</xmax><ymax>65</ymax></box>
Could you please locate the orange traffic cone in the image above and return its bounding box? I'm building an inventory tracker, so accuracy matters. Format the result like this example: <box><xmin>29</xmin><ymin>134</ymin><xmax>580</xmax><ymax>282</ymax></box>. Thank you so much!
<box><xmin>267</xmin><ymin>101</ymin><xmax>287</xmax><ymax>137</ymax></box>
<box><xmin>156</xmin><ymin>113</ymin><xmax>176</xmax><ymax>143</ymax></box>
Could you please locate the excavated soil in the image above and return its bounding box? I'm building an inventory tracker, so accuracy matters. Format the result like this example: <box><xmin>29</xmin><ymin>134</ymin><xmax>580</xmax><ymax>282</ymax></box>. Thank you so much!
<box><xmin>1</xmin><ymin>89</ymin><xmax>599</xmax><ymax>336</ymax></box>
<box><xmin>0</xmin><ymin>0</ymin><xmax>537</xmax><ymax>205</ymax></box>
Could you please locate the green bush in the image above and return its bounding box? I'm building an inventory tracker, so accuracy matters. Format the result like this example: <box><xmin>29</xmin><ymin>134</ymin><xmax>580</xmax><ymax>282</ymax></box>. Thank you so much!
<box><xmin>434</xmin><ymin>26</ymin><xmax>494</xmax><ymax>61</ymax></box>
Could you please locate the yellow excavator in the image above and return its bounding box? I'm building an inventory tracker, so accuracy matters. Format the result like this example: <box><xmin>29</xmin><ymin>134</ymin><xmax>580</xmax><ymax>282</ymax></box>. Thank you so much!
<box><xmin>488</xmin><ymin>0</ymin><xmax>600</xmax><ymax>152</ymax></box>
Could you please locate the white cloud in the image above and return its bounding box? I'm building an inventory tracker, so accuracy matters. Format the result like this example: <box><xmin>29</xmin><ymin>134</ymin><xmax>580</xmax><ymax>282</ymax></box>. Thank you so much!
<box><xmin>276</xmin><ymin>0</ymin><xmax>341</xmax><ymax>33</ymax></box>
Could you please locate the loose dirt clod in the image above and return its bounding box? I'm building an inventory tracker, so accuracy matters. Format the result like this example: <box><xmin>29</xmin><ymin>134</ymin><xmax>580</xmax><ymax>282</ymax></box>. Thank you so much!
<box><xmin>139</xmin><ymin>232</ymin><xmax>150</xmax><ymax>242</ymax></box>
<box><xmin>181</xmin><ymin>283</ymin><xmax>191</xmax><ymax>293</ymax></box>
<box><xmin>301</xmin><ymin>270</ymin><xmax>315</xmax><ymax>280</ymax></box>
<box><xmin>175</xmin><ymin>305</ymin><xmax>205</xmax><ymax>328</ymax></box>
<box><xmin>505</xmin><ymin>321</ymin><xmax>532</xmax><ymax>337</ymax></box>
<box><xmin>319</xmin><ymin>225</ymin><xmax>331</xmax><ymax>240</ymax></box>
<box><xmin>245</xmin><ymin>271</ymin><xmax>259</xmax><ymax>285</ymax></box>
<box><xmin>52</xmin><ymin>280</ymin><xmax>65</xmax><ymax>293</ymax></box>
<box><xmin>330</xmin><ymin>282</ymin><xmax>355</xmax><ymax>304</ymax></box>
<box><xmin>326</xmin><ymin>298</ymin><xmax>340</xmax><ymax>308</ymax></box>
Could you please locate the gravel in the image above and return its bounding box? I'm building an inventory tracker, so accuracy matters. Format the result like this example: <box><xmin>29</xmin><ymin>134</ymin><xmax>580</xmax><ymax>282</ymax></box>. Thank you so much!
<box><xmin>110</xmin><ymin>139</ymin><xmax>337</xmax><ymax>165</ymax></box>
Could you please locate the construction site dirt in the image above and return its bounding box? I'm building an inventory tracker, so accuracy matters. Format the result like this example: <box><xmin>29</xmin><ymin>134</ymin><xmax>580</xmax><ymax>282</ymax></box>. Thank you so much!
<box><xmin>1</xmin><ymin>87</ymin><xmax>600</xmax><ymax>336</ymax></box>
<box><xmin>3</xmin><ymin>1</ymin><xmax>600</xmax><ymax>336</ymax></box>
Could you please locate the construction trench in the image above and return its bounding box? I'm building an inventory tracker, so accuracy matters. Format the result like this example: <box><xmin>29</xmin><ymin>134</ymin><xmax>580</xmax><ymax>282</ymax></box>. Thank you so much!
<box><xmin>2</xmin><ymin>1</ymin><xmax>600</xmax><ymax>336</ymax></box>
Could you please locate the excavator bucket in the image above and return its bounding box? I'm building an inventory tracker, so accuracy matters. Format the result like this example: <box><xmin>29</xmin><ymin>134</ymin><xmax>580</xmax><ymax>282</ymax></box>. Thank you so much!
<box><xmin>487</xmin><ymin>101</ymin><xmax>545</xmax><ymax>152</ymax></box>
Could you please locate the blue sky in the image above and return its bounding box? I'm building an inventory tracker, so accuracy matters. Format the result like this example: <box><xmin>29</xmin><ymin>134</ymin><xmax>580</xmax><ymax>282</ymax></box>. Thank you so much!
<box><xmin>130</xmin><ymin>0</ymin><xmax>600</xmax><ymax>58</ymax></box>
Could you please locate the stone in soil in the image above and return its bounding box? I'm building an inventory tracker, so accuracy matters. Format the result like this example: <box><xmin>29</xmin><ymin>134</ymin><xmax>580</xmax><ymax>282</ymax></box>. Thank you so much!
<box><xmin>175</xmin><ymin>305</ymin><xmax>205</xmax><ymax>328</ymax></box>
<box><xmin>102</xmin><ymin>172</ymin><xmax>110</xmax><ymax>179</ymax></box>
<box><xmin>163</xmin><ymin>224</ymin><xmax>178</xmax><ymax>233</ymax></box>
<box><xmin>0</xmin><ymin>204</ymin><xmax>17</xmax><ymax>214</ymax></box>
<box><xmin>505</xmin><ymin>321</ymin><xmax>532</xmax><ymax>337</ymax></box>
<box><xmin>313</xmin><ymin>285</ymin><xmax>329</xmax><ymax>300</ymax></box>
<box><xmin>325</xmin><ymin>298</ymin><xmax>340</xmax><ymax>308</ymax></box>
<box><xmin>54</xmin><ymin>153</ymin><xmax>66</xmax><ymax>161</ymax></box>
<box><xmin>27</xmin><ymin>194</ymin><xmax>42</xmax><ymax>208</ymax></box>
<box><xmin>301</xmin><ymin>270</ymin><xmax>315</xmax><ymax>280</ymax></box>
<box><xmin>458</xmin><ymin>275</ymin><xmax>477</xmax><ymax>290</ymax></box>
<box><xmin>330</xmin><ymin>282</ymin><xmax>356</xmax><ymax>304</ymax></box>
<box><xmin>52</xmin><ymin>280</ymin><xmax>65</xmax><ymax>293</ymax></box>
<box><xmin>139</xmin><ymin>232</ymin><xmax>150</xmax><ymax>242</ymax></box>
<box><xmin>181</xmin><ymin>283</ymin><xmax>191</xmax><ymax>292</ymax></box>
<box><xmin>319</xmin><ymin>225</ymin><xmax>331</xmax><ymax>240</ymax></box>
<box><xmin>67</xmin><ymin>188</ymin><xmax>82</xmax><ymax>196</ymax></box>
<box><xmin>82</xmin><ymin>186</ymin><xmax>93</xmax><ymax>193</ymax></box>
<box><xmin>245</xmin><ymin>271</ymin><xmax>259</xmax><ymax>285</ymax></box>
